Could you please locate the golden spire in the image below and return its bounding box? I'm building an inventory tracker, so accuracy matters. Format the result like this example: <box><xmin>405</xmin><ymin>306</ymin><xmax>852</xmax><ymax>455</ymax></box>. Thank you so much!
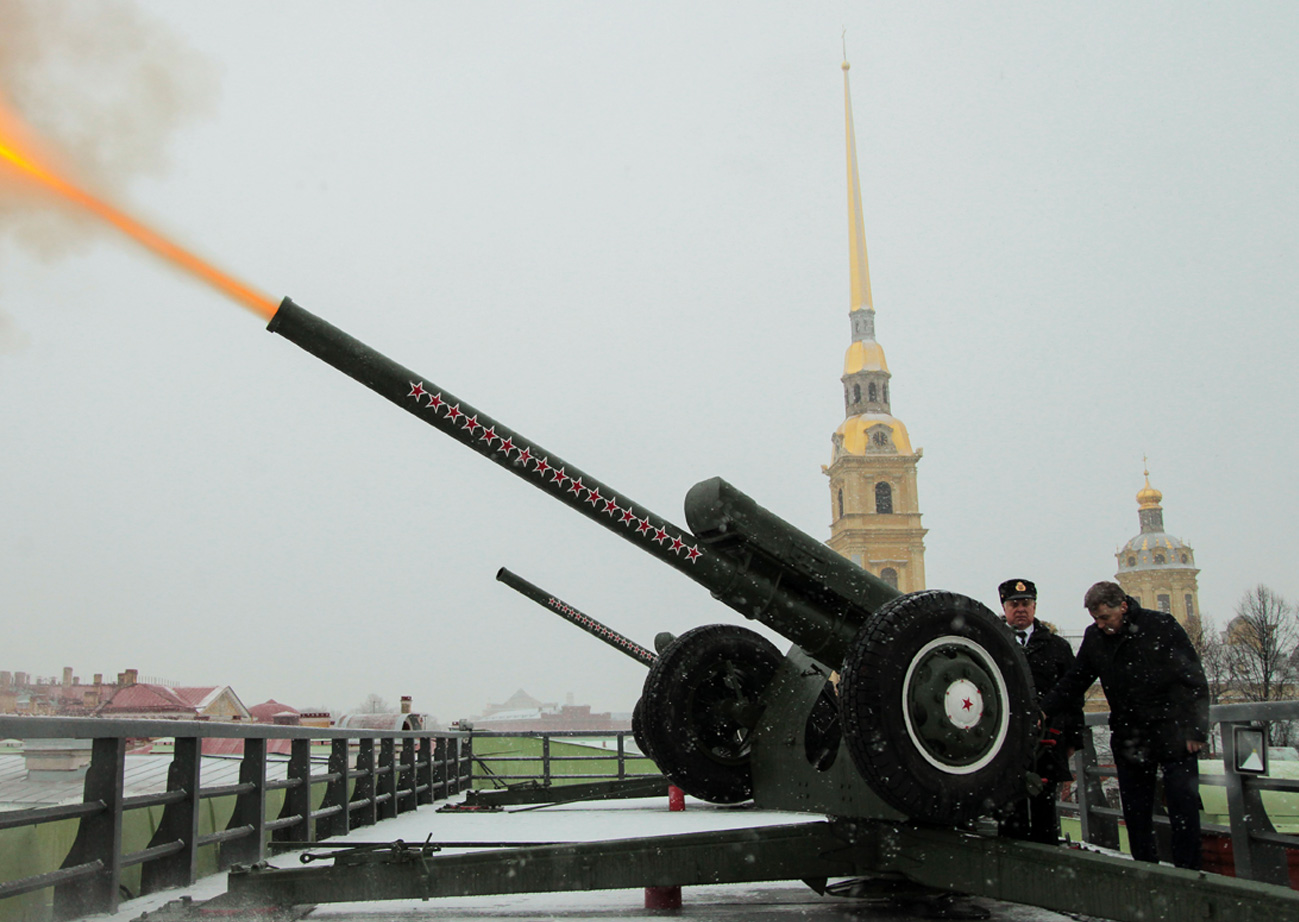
<box><xmin>843</xmin><ymin>49</ymin><xmax>874</xmax><ymax>314</ymax></box>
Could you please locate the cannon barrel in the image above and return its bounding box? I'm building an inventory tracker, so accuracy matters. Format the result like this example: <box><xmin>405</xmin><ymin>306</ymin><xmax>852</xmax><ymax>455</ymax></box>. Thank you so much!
<box><xmin>268</xmin><ymin>297</ymin><xmax>896</xmax><ymax>665</ymax></box>
<box><xmin>495</xmin><ymin>568</ymin><xmax>657</xmax><ymax>667</ymax></box>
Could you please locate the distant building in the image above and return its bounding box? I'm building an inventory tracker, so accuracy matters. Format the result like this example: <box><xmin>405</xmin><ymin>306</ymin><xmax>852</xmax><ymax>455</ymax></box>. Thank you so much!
<box><xmin>0</xmin><ymin>667</ymin><xmax>132</xmax><ymax>717</ymax></box>
<box><xmin>335</xmin><ymin>695</ymin><xmax>435</xmax><ymax>732</ymax></box>
<box><xmin>1114</xmin><ymin>464</ymin><xmax>1201</xmax><ymax>631</ymax></box>
<box><xmin>93</xmin><ymin>678</ymin><xmax>251</xmax><ymax>722</ymax></box>
<box><xmin>473</xmin><ymin>689</ymin><xmax>626</xmax><ymax>732</ymax></box>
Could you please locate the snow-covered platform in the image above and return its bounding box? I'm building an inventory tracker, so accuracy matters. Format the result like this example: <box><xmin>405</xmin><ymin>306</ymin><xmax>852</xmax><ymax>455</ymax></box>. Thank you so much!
<box><xmin>101</xmin><ymin>794</ymin><xmax>1081</xmax><ymax>922</ymax></box>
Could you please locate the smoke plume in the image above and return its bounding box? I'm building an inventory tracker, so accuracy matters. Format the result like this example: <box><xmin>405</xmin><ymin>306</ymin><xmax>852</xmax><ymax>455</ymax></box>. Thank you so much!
<box><xmin>0</xmin><ymin>0</ymin><xmax>217</xmax><ymax>348</ymax></box>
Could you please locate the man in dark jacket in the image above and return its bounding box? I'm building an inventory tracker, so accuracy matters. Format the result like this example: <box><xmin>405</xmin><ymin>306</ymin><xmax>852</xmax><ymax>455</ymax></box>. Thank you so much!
<box><xmin>998</xmin><ymin>578</ymin><xmax>1083</xmax><ymax>844</ymax></box>
<box><xmin>1040</xmin><ymin>581</ymin><xmax>1209</xmax><ymax>869</ymax></box>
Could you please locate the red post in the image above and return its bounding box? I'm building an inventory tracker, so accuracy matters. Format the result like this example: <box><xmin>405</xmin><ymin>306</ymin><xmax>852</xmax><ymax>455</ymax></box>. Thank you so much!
<box><xmin>642</xmin><ymin>785</ymin><xmax>686</xmax><ymax>908</ymax></box>
<box><xmin>644</xmin><ymin>885</ymin><xmax>683</xmax><ymax>910</ymax></box>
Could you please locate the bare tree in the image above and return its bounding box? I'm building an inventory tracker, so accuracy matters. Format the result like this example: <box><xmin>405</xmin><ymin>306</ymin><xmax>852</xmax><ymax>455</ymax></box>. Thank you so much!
<box><xmin>1186</xmin><ymin>615</ymin><xmax>1231</xmax><ymax>706</ymax></box>
<box><xmin>357</xmin><ymin>693</ymin><xmax>391</xmax><ymax>714</ymax></box>
<box><xmin>1225</xmin><ymin>585</ymin><xmax>1298</xmax><ymax>704</ymax></box>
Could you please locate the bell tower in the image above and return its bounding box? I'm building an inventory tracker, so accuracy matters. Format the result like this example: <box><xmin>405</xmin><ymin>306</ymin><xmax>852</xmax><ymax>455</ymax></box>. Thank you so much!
<box><xmin>1115</xmin><ymin>463</ymin><xmax>1201</xmax><ymax>630</ymax></box>
<box><xmin>823</xmin><ymin>57</ymin><xmax>926</xmax><ymax>592</ymax></box>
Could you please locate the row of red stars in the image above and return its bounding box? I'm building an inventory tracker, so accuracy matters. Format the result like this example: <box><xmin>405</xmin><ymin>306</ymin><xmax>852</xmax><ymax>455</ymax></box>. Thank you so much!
<box><xmin>544</xmin><ymin>598</ymin><xmax>657</xmax><ymax>660</ymax></box>
<box><xmin>408</xmin><ymin>382</ymin><xmax>702</xmax><ymax>563</ymax></box>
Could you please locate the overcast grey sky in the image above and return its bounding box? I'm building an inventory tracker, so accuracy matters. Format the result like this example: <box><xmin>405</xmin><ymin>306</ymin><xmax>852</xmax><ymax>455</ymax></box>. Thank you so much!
<box><xmin>1</xmin><ymin>2</ymin><xmax>1295</xmax><ymax>722</ymax></box>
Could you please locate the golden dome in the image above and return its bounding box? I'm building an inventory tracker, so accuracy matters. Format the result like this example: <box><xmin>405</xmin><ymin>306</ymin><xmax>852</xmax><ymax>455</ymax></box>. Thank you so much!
<box><xmin>843</xmin><ymin>340</ymin><xmax>889</xmax><ymax>375</ymax></box>
<box><xmin>1136</xmin><ymin>472</ymin><xmax>1162</xmax><ymax>510</ymax></box>
<box><xmin>834</xmin><ymin>413</ymin><xmax>913</xmax><ymax>455</ymax></box>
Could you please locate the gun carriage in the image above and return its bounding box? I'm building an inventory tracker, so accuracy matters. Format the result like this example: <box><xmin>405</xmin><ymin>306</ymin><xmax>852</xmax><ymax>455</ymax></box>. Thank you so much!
<box><xmin>163</xmin><ymin>298</ymin><xmax>1299</xmax><ymax>922</ymax></box>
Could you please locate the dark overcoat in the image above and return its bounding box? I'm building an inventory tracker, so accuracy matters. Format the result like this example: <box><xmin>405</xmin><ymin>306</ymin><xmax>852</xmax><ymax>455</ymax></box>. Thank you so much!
<box><xmin>1040</xmin><ymin>596</ymin><xmax>1209</xmax><ymax>763</ymax></box>
<box><xmin>1021</xmin><ymin>619</ymin><xmax>1084</xmax><ymax>781</ymax></box>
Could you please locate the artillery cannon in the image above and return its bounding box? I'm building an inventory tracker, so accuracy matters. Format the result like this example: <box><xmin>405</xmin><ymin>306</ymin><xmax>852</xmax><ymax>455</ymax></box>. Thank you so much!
<box><xmin>268</xmin><ymin>296</ymin><xmax>1036</xmax><ymax>826</ymax></box>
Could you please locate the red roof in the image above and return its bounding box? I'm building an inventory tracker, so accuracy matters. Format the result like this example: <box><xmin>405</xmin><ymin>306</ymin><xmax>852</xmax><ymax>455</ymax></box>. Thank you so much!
<box><xmin>96</xmin><ymin>683</ymin><xmax>199</xmax><ymax>715</ymax></box>
<box><xmin>248</xmin><ymin>699</ymin><xmax>300</xmax><ymax>722</ymax></box>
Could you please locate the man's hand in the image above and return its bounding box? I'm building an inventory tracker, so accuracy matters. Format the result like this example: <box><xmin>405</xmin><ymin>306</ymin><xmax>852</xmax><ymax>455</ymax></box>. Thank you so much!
<box><xmin>1187</xmin><ymin>740</ymin><xmax>1205</xmax><ymax>754</ymax></box>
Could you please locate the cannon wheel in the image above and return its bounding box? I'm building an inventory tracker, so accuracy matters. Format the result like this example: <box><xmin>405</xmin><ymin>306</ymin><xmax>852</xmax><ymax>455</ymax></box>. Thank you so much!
<box><xmin>839</xmin><ymin>590</ymin><xmax>1036</xmax><ymax>824</ymax></box>
<box><xmin>631</xmin><ymin>698</ymin><xmax>656</xmax><ymax>764</ymax></box>
<box><xmin>639</xmin><ymin>624</ymin><xmax>783</xmax><ymax>804</ymax></box>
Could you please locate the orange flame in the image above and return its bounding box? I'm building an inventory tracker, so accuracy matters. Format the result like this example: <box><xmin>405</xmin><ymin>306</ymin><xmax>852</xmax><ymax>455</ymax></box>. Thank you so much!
<box><xmin>0</xmin><ymin>101</ymin><xmax>277</xmax><ymax>320</ymax></box>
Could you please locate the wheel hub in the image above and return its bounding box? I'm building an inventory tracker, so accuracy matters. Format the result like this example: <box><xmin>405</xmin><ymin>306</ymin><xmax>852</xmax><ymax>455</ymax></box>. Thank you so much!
<box><xmin>902</xmin><ymin>636</ymin><xmax>1009</xmax><ymax>774</ymax></box>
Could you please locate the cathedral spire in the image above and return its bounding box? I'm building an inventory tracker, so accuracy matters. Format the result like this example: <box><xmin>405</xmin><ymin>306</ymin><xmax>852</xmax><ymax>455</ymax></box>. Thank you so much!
<box><xmin>826</xmin><ymin>51</ymin><xmax>926</xmax><ymax>593</ymax></box>
<box><xmin>843</xmin><ymin>58</ymin><xmax>874</xmax><ymax>315</ymax></box>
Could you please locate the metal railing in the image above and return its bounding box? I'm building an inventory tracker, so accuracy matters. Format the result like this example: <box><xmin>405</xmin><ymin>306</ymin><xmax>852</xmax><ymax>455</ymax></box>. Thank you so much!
<box><xmin>0</xmin><ymin>715</ymin><xmax>471</xmax><ymax>920</ymax></box>
<box><xmin>1062</xmin><ymin>699</ymin><xmax>1299</xmax><ymax>885</ymax></box>
<box><xmin>465</xmin><ymin>729</ymin><xmax>658</xmax><ymax>788</ymax></box>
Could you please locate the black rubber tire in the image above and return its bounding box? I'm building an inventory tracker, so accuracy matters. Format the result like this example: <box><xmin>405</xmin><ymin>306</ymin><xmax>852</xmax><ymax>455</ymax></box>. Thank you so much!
<box><xmin>631</xmin><ymin>698</ymin><xmax>655</xmax><ymax>764</ymax></box>
<box><xmin>839</xmin><ymin>590</ymin><xmax>1036</xmax><ymax>824</ymax></box>
<box><xmin>639</xmin><ymin>624</ymin><xmax>783</xmax><ymax>804</ymax></box>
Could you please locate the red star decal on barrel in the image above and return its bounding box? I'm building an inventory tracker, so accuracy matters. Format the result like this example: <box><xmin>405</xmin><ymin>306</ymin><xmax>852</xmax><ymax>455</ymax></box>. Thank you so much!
<box><xmin>621</xmin><ymin>509</ymin><xmax>637</xmax><ymax>525</ymax></box>
<box><xmin>516</xmin><ymin>446</ymin><xmax>532</xmax><ymax>465</ymax></box>
<box><xmin>567</xmin><ymin>476</ymin><xmax>585</xmax><ymax>496</ymax></box>
<box><xmin>446</xmin><ymin>404</ymin><xmax>464</xmax><ymax>423</ymax></box>
<box><xmin>603</xmin><ymin>499</ymin><xmax>620</xmax><ymax>516</ymax></box>
<box><xmin>427</xmin><ymin>393</ymin><xmax>444</xmax><ymax>411</ymax></box>
<box><xmin>463</xmin><ymin>414</ymin><xmax>482</xmax><ymax>434</ymax></box>
<box><xmin>685</xmin><ymin>546</ymin><xmax>702</xmax><ymax>562</ymax></box>
<box><xmin>408</xmin><ymin>382</ymin><xmax>426</xmax><ymax>400</ymax></box>
<box><xmin>551</xmin><ymin>468</ymin><xmax>570</xmax><ymax>488</ymax></box>
<box><xmin>478</xmin><ymin>425</ymin><xmax>497</xmax><ymax>444</ymax></box>
<box><xmin>670</xmin><ymin>537</ymin><xmax>685</xmax><ymax>553</ymax></box>
<box><xmin>653</xmin><ymin>527</ymin><xmax>670</xmax><ymax>544</ymax></box>
<box><xmin>586</xmin><ymin>487</ymin><xmax>603</xmax><ymax>507</ymax></box>
<box><xmin>636</xmin><ymin>518</ymin><xmax>653</xmax><ymax>535</ymax></box>
<box><xmin>533</xmin><ymin>457</ymin><xmax>551</xmax><ymax>477</ymax></box>
<box><xmin>497</xmin><ymin>436</ymin><xmax>515</xmax><ymax>455</ymax></box>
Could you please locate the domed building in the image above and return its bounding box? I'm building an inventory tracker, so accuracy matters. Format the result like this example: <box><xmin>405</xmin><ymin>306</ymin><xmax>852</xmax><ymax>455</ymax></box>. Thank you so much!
<box><xmin>823</xmin><ymin>58</ymin><xmax>926</xmax><ymax>592</ymax></box>
<box><xmin>1114</xmin><ymin>465</ymin><xmax>1201</xmax><ymax>630</ymax></box>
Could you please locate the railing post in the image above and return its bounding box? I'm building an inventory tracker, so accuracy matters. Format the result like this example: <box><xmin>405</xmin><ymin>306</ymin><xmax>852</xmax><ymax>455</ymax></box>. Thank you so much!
<box><xmin>444</xmin><ymin>737</ymin><xmax>460</xmax><ymax>796</ymax></box>
<box><xmin>317</xmin><ymin>738</ymin><xmax>351</xmax><ymax>840</ymax></box>
<box><xmin>274</xmin><ymin>738</ymin><xmax>313</xmax><ymax>845</ymax></box>
<box><xmin>52</xmin><ymin>736</ymin><xmax>125</xmax><ymax>920</ymax></box>
<box><xmin>417</xmin><ymin>737</ymin><xmax>434</xmax><ymax>805</ymax></box>
<box><xmin>377</xmin><ymin>738</ymin><xmax>397</xmax><ymax>820</ymax></box>
<box><xmin>542</xmin><ymin>735</ymin><xmax>552</xmax><ymax>787</ymax></box>
<box><xmin>220</xmin><ymin>737</ymin><xmax>266</xmax><ymax>869</ymax></box>
<box><xmin>1076</xmin><ymin>727</ymin><xmax>1119</xmax><ymax>849</ymax></box>
<box><xmin>617</xmin><ymin>732</ymin><xmax>626</xmax><ymax>781</ymax></box>
<box><xmin>352</xmin><ymin>738</ymin><xmax>377</xmax><ymax>829</ymax></box>
<box><xmin>459</xmin><ymin>735</ymin><xmax>472</xmax><ymax>793</ymax></box>
<box><xmin>1222</xmin><ymin>720</ymin><xmax>1290</xmax><ymax>884</ymax></box>
<box><xmin>399</xmin><ymin>738</ymin><xmax>417</xmax><ymax>812</ymax></box>
<box><xmin>140</xmin><ymin>735</ymin><xmax>200</xmax><ymax>894</ymax></box>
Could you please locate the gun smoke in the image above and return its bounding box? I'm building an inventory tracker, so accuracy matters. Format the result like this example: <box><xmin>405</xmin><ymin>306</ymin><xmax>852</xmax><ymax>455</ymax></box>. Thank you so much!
<box><xmin>0</xmin><ymin>0</ymin><xmax>217</xmax><ymax>351</ymax></box>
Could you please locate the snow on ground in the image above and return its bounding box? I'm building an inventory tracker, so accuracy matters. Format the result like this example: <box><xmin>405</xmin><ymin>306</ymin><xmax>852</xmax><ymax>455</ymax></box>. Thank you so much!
<box><xmin>99</xmin><ymin>796</ymin><xmax>1086</xmax><ymax>922</ymax></box>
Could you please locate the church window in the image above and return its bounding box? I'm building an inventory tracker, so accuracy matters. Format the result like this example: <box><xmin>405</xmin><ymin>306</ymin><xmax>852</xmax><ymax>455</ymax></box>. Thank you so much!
<box><xmin>1127</xmin><ymin>556</ymin><xmax>1136</xmax><ymax>567</ymax></box>
<box><xmin>875</xmin><ymin>482</ymin><xmax>893</xmax><ymax>514</ymax></box>
<box><xmin>1157</xmin><ymin>594</ymin><xmax>1171</xmax><ymax>614</ymax></box>
<box><xmin>837</xmin><ymin>489</ymin><xmax>844</xmax><ymax>518</ymax></box>
<box><xmin>883</xmin><ymin>382</ymin><xmax>889</xmax><ymax>403</ymax></box>
<box><xmin>853</xmin><ymin>383</ymin><xmax>861</xmax><ymax>404</ymax></box>
<box><xmin>880</xmin><ymin>567</ymin><xmax>898</xmax><ymax>589</ymax></box>
<box><xmin>1154</xmin><ymin>554</ymin><xmax>1165</xmax><ymax>565</ymax></box>
<box><xmin>1180</xmin><ymin>553</ymin><xmax>1188</xmax><ymax>563</ymax></box>
<box><xmin>1185</xmin><ymin>595</ymin><xmax>1194</xmax><ymax>620</ymax></box>
<box><xmin>868</xmin><ymin>382</ymin><xmax>878</xmax><ymax>402</ymax></box>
